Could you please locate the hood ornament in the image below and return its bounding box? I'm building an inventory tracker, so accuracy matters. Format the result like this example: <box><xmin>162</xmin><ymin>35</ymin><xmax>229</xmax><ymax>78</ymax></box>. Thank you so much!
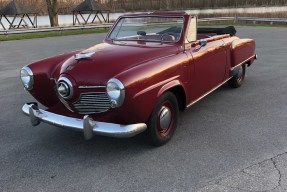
<box><xmin>74</xmin><ymin>52</ymin><xmax>95</xmax><ymax>60</ymax></box>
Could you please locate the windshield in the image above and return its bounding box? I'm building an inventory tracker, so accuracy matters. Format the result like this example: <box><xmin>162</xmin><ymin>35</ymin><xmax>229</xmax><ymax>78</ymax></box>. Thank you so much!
<box><xmin>108</xmin><ymin>16</ymin><xmax>184</xmax><ymax>43</ymax></box>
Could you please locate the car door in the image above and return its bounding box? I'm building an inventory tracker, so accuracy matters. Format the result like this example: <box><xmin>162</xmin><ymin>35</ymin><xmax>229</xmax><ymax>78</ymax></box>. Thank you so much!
<box><xmin>188</xmin><ymin>40</ymin><xmax>227</xmax><ymax>101</ymax></box>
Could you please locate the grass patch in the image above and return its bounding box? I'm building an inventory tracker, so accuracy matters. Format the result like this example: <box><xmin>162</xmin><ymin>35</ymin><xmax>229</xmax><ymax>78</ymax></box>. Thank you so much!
<box><xmin>0</xmin><ymin>28</ymin><xmax>109</xmax><ymax>41</ymax></box>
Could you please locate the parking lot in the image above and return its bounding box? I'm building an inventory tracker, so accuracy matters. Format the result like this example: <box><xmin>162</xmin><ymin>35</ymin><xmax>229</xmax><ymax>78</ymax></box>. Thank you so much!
<box><xmin>1</xmin><ymin>26</ymin><xmax>287</xmax><ymax>191</ymax></box>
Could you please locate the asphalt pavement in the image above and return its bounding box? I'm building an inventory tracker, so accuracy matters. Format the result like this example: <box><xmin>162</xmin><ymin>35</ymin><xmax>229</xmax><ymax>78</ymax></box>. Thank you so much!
<box><xmin>0</xmin><ymin>26</ymin><xmax>287</xmax><ymax>192</ymax></box>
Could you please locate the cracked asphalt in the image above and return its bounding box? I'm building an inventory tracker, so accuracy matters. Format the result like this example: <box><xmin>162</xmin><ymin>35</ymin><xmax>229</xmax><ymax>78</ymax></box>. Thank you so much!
<box><xmin>196</xmin><ymin>152</ymin><xmax>287</xmax><ymax>192</ymax></box>
<box><xmin>1</xmin><ymin>26</ymin><xmax>287</xmax><ymax>192</ymax></box>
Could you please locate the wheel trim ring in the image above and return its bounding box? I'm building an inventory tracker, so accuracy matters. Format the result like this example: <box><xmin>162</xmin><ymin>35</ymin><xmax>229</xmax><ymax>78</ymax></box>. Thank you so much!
<box><xmin>236</xmin><ymin>65</ymin><xmax>244</xmax><ymax>83</ymax></box>
<box><xmin>156</xmin><ymin>101</ymin><xmax>175</xmax><ymax>137</ymax></box>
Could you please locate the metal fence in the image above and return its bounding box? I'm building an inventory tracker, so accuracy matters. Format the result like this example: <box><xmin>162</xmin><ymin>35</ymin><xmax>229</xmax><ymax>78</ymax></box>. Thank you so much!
<box><xmin>237</xmin><ymin>17</ymin><xmax>287</xmax><ymax>23</ymax></box>
<box><xmin>0</xmin><ymin>23</ymin><xmax>113</xmax><ymax>35</ymax></box>
<box><xmin>0</xmin><ymin>17</ymin><xmax>286</xmax><ymax>35</ymax></box>
<box><xmin>199</xmin><ymin>16</ymin><xmax>287</xmax><ymax>23</ymax></box>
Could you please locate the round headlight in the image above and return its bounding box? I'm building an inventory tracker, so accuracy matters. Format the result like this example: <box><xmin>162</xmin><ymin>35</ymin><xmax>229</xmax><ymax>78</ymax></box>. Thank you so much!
<box><xmin>57</xmin><ymin>77</ymin><xmax>73</xmax><ymax>99</ymax></box>
<box><xmin>20</xmin><ymin>67</ymin><xmax>33</xmax><ymax>90</ymax></box>
<box><xmin>107</xmin><ymin>82</ymin><xmax>121</xmax><ymax>99</ymax></box>
<box><xmin>106</xmin><ymin>78</ymin><xmax>125</xmax><ymax>107</ymax></box>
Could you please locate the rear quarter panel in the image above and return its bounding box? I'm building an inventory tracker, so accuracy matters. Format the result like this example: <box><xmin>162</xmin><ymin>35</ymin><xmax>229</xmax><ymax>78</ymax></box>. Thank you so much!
<box><xmin>231</xmin><ymin>39</ymin><xmax>256</xmax><ymax>67</ymax></box>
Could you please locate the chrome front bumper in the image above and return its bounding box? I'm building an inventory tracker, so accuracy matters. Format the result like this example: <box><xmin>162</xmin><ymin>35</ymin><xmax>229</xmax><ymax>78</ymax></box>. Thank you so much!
<box><xmin>22</xmin><ymin>103</ymin><xmax>147</xmax><ymax>140</ymax></box>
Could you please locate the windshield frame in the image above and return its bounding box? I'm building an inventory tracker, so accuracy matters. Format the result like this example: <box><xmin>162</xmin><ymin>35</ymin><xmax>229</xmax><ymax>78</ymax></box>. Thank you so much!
<box><xmin>106</xmin><ymin>15</ymin><xmax>185</xmax><ymax>44</ymax></box>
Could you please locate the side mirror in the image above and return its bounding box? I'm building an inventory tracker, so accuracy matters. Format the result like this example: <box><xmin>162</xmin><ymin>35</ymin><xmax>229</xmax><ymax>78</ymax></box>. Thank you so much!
<box><xmin>199</xmin><ymin>39</ymin><xmax>207</xmax><ymax>47</ymax></box>
<box><xmin>194</xmin><ymin>39</ymin><xmax>207</xmax><ymax>52</ymax></box>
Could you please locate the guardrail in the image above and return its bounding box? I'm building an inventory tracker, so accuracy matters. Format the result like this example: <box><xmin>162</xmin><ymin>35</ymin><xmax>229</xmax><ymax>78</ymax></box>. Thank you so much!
<box><xmin>199</xmin><ymin>16</ymin><xmax>287</xmax><ymax>23</ymax></box>
<box><xmin>238</xmin><ymin>17</ymin><xmax>287</xmax><ymax>23</ymax></box>
<box><xmin>198</xmin><ymin>17</ymin><xmax>235</xmax><ymax>22</ymax></box>
<box><xmin>1</xmin><ymin>17</ymin><xmax>286</xmax><ymax>35</ymax></box>
<box><xmin>0</xmin><ymin>23</ymin><xmax>113</xmax><ymax>35</ymax></box>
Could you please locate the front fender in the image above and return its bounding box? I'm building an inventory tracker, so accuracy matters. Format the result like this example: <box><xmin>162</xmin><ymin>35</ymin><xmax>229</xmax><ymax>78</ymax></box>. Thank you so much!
<box><xmin>157</xmin><ymin>79</ymin><xmax>185</xmax><ymax>97</ymax></box>
<box><xmin>115</xmin><ymin>52</ymin><xmax>189</xmax><ymax>123</ymax></box>
<box><xmin>26</xmin><ymin>50</ymin><xmax>81</xmax><ymax>107</ymax></box>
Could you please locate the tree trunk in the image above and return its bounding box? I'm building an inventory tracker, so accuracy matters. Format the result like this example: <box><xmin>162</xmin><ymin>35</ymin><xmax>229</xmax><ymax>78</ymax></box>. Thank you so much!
<box><xmin>45</xmin><ymin>0</ymin><xmax>59</xmax><ymax>27</ymax></box>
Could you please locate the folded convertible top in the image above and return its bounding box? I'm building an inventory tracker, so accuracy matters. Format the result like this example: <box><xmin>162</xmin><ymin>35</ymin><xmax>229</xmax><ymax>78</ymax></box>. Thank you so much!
<box><xmin>197</xmin><ymin>26</ymin><xmax>237</xmax><ymax>36</ymax></box>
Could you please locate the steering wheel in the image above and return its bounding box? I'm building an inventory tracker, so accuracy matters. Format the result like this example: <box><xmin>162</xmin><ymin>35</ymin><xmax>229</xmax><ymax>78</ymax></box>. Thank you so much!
<box><xmin>160</xmin><ymin>33</ymin><xmax>176</xmax><ymax>42</ymax></box>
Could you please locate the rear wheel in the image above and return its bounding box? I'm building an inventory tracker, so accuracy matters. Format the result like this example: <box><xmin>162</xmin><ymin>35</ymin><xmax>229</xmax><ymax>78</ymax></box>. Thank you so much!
<box><xmin>147</xmin><ymin>92</ymin><xmax>179</xmax><ymax>146</ymax></box>
<box><xmin>228</xmin><ymin>64</ymin><xmax>246</xmax><ymax>88</ymax></box>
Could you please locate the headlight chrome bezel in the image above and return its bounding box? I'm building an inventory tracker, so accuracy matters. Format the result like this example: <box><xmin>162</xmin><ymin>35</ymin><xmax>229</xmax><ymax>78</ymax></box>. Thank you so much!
<box><xmin>57</xmin><ymin>77</ymin><xmax>73</xmax><ymax>99</ymax></box>
<box><xmin>107</xmin><ymin>78</ymin><xmax>125</xmax><ymax>108</ymax></box>
<box><xmin>20</xmin><ymin>66</ymin><xmax>34</xmax><ymax>91</ymax></box>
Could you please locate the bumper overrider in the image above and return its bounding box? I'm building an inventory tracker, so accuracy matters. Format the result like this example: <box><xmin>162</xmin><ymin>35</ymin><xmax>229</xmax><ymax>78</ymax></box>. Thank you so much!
<box><xmin>22</xmin><ymin>103</ymin><xmax>147</xmax><ymax>140</ymax></box>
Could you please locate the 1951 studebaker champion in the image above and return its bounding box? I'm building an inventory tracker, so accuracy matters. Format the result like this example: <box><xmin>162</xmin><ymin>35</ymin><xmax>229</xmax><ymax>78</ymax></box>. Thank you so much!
<box><xmin>20</xmin><ymin>11</ymin><xmax>257</xmax><ymax>146</ymax></box>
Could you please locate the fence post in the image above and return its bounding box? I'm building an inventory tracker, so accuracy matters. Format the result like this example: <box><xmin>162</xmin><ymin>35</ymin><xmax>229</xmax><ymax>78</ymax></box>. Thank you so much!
<box><xmin>234</xmin><ymin>14</ymin><xmax>237</xmax><ymax>23</ymax></box>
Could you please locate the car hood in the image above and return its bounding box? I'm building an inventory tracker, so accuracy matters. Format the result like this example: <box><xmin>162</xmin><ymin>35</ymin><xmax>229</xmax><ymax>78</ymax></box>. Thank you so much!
<box><xmin>57</xmin><ymin>42</ymin><xmax>179</xmax><ymax>86</ymax></box>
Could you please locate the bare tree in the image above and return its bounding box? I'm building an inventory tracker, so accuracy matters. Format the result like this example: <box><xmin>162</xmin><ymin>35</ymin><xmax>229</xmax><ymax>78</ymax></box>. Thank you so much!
<box><xmin>45</xmin><ymin>0</ymin><xmax>59</xmax><ymax>27</ymax></box>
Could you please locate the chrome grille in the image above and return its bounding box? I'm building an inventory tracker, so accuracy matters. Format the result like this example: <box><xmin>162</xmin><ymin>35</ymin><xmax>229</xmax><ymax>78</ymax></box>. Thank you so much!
<box><xmin>73</xmin><ymin>92</ymin><xmax>111</xmax><ymax>114</ymax></box>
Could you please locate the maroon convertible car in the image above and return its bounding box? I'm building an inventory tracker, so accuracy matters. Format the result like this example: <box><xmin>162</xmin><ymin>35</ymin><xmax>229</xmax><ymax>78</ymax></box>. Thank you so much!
<box><xmin>20</xmin><ymin>11</ymin><xmax>257</xmax><ymax>146</ymax></box>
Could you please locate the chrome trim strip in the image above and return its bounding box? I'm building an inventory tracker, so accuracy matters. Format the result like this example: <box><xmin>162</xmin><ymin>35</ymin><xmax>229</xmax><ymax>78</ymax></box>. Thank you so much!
<box><xmin>187</xmin><ymin>77</ymin><xmax>232</xmax><ymax>108</ymax></box>
<box><xmin>22</xmin><ymin>103</ymin><xmax>147</xmax><ymax>139</ymax></box>
<box><xmin>231</xmin><ymin>54</ymin><xmax>256</xmax><ymax>71</ymax></box>
<box><xmin>58</xmin><ymin>96</ymin><xmax>74</xmax><ymax>112</ymax></box>
<box><xmin>79</xmin><ymin>86</ymin><xmax>106</xmax><ymax>89</ymax></box>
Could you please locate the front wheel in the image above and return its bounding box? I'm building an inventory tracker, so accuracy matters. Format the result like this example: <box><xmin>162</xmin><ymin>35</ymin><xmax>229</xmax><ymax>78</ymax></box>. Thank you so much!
<box><xmin>228</xmin><ymin>64</ymin><xmax>246</xmax><ymax>88</ymax></box>
<box><xmin>147</xmin><ymin>92</ymin><xmax>179</xmax><ymax>146</ymax></box>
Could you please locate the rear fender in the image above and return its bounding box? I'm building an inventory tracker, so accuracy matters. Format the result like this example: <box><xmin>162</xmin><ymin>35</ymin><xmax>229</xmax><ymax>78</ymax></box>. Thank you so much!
<box><xmin>231</xmin><ymin>39</ymin><xmax>256</xmax><ymax>69</ymax></box>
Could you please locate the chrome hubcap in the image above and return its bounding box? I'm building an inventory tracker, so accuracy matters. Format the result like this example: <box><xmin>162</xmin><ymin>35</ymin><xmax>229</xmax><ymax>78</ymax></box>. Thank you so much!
<box><xmin>159</xmin><ymin>106</ymin><xmax>171</xmax><ymax>129</ymax></box>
